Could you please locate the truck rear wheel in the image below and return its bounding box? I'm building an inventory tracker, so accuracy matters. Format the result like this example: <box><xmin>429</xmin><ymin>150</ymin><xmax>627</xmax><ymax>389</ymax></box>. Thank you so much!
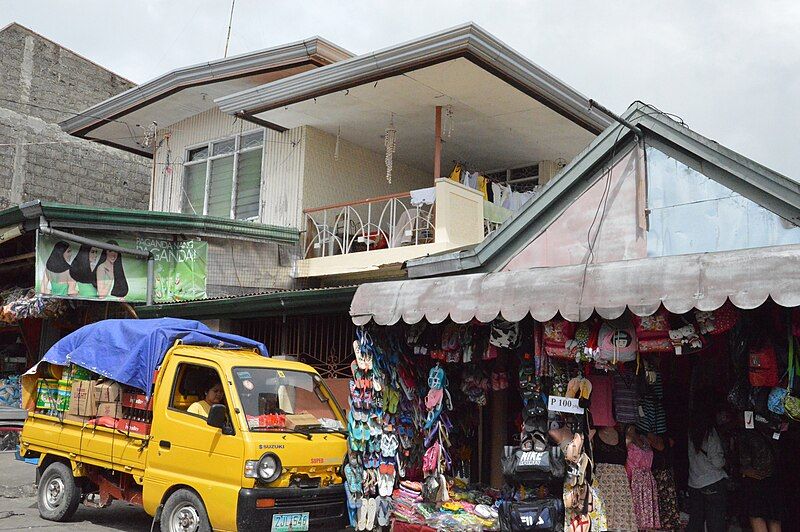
<box><xmin>37</xmin><ymin>462</ymin><xmax>81</xmax><ymax>522</ymax></box>
<box><xmin>161</xmin><ymin>489</ymin><xmax>211</xmax><ymax>532</ymax></box>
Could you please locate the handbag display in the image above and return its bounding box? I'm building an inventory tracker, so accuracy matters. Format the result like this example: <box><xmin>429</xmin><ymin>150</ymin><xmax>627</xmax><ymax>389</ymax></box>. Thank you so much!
<box><xmin>749</xmin><ymin>341</ymin><xmax>779</xmax><ymax>388</ymax></box>
<box><xmin>633</xmin><ymin>309</ymin><xmax>673</xmax><ymax>353</ymax></box>
<box><xmin>596</xmin><ymin>321</ymin><xmax>638</xmax><ymax>364</ymax></box>
<box><xmin>499</xmin><ymin>499</ymin><xmax>565</xmax><ymax>531</ymax></box>
<box><xmin>543</xmin><ymin>318</ymin><xmax>576</xmax><ymax>360</ymax></box>
<box><xmin>502</xmin><ymin>447</ymin><xmax>565</xmax><ymax>482</ymax></box>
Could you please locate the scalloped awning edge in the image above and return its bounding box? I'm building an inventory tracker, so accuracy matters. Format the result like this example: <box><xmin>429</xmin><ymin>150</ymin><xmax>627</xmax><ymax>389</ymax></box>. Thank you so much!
<box><xmin>350</xmin><ymin>243</ymin><xmax>800</xmax><ymax>325</ymax></box>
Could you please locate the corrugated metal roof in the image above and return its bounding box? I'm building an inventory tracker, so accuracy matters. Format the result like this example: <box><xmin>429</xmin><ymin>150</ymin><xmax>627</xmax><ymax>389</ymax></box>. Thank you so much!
<box><xmin>138</xmin><ymin>285</ymin><xmax>358</xmax><ymax>319</ymax></box>
<box><xmin>0</xmin><ymin>201</ymin><xmax>299</xmax><ymax>244</ymax></box>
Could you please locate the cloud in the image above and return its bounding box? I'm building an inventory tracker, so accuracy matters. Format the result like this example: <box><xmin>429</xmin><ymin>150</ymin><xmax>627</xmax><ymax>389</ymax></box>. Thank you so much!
<box><xmin>2</xmin><ymin>0</ymin><xmax>798</xmax><ymax>177</ymax></box>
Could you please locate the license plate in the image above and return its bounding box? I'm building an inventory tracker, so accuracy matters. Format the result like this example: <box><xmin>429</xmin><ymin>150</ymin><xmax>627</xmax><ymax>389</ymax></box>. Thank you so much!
<box><xmin>271</xmin><ymin>512</ymin><xmax>309</xmax><ymax>532</ymax></box>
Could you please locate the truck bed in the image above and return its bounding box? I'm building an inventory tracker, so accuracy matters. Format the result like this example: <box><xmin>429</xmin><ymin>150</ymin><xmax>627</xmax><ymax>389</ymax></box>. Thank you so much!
<box><xmin>21</xmin><ymin>413</ymin><xmax>148</xmax><ymax>480</ymax></box>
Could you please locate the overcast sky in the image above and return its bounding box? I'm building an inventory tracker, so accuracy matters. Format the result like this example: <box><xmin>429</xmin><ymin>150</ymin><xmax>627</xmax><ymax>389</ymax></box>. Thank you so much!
<box><xmin>3</xmin><ymin>1</ymin><xmax>799</xmax><ymax>177</ymax></box>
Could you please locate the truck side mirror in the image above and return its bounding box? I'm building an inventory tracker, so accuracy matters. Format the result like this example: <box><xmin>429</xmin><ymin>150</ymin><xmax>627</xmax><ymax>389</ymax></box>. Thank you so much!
<box><xmin>207</xmin><ymin>404</ymin><xmax>233</xmax><ymax>435</ymax></box>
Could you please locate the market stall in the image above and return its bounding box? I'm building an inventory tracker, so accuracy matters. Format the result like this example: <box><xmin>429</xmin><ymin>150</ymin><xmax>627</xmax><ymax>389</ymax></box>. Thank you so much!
<box><xmin>347</xmin><ymin>245</ymin><xmax>800</xmax><ymax>531</ymax></box>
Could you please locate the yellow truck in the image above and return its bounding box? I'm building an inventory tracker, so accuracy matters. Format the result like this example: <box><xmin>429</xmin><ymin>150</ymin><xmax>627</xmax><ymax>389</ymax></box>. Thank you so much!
<box><xmin>20</xmin><ymin>341</ymin><xmax>349</xmax><ymax>532</ymax></box>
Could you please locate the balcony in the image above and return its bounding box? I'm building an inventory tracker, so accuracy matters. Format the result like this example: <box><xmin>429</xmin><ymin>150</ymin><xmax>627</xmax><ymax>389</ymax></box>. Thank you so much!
<box><xmin>298</xmin><ymin>178</ymin><xmax>509</xmax><ymax>278</ymax></box>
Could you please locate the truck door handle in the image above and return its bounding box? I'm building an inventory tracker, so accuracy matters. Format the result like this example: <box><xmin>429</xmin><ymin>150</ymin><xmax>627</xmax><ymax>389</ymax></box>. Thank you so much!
<box><xmin>159</xmin><ymin>440</ymin><xmax>171</xmax><ymax>449</ymax></box>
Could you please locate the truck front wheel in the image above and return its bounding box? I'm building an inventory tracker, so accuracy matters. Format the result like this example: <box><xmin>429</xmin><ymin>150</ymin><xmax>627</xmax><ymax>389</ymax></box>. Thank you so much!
<box><xmin>161</xmin><ymin>489</ymin><xmax>212</xmax><ymax>532</ymax></box>
<box><xmin>37</xmin><ymin>462</ymin><xmax>81</xmax><ymax>522</ymax></box>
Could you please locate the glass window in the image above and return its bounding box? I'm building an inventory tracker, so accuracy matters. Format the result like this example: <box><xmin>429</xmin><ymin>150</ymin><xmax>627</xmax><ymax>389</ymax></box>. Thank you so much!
<box><xmin>646</xmin><ymin>145</ymin><xmax>800</xmax><ymax>257</ymax></box>
<box><xmin>235</xmin><ymin>149</ymin><xmax>262</xmax><ymax>219</ymax></box>
<box><xmin>181</xmin><ymin>130</ymin><xmax>264</xmax><ymax>219</ymax></box>
<box><xmin>170</xmin><ymin>363</ymin><xmax>226</xmax><ymax>418</ymax></box>
<box><xmin>241</xmin><ymin>131</ymin><xmax>264</xmax><ymax>150</ymax></box>
<box><xmin>208</xmin><ymin>156</ymin><xmax>234</xmax><ymax>218</ymax></box>
<box><xmin>187</xmin><ymin>146</ymin><xmax>209</xmax><ymax>162</ymax></box>
<box><xmin>182</xmin><ymin>163</ymin><xmax>207</xmax><ymax>215</ymax></box>
<box><xmin>212</xmin><ymin>138</ymin><xmax>236</xmax><ymax>156</ymax></box>
<box><xmin>231</xmin><ymin>367</ymin><xmax>342</xmax><ymax>432</ymax></box>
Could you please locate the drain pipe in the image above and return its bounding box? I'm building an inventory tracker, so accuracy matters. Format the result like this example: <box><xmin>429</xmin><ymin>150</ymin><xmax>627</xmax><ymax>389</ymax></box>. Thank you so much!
<box><xmin>588</xmin><ymin>99</ymin><xmax>643</xmax><ymax>139</ymax></box>
<box><xmin>38</xmin><ymin>223</ymin><xmax>155</xmax><ymax>305</ymax></box>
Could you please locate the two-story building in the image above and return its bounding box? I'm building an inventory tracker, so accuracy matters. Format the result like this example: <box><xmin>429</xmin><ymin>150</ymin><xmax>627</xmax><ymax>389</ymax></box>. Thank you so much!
<box><xmin>62</xmin><ymin>23</ymin><xmax>612</xmax><ymax>379</ymax></box>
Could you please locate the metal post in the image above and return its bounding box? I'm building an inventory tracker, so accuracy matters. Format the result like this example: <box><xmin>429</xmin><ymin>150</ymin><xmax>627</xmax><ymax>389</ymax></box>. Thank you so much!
<box><xmin>433</xmin><ymin>105</ymin><xmax>442</xmax><ymax>180</ymax></box>
<box><xmin>146</xmin><ymin>256</ymin><xmax>155</xmax><ymax>306</ymax></box>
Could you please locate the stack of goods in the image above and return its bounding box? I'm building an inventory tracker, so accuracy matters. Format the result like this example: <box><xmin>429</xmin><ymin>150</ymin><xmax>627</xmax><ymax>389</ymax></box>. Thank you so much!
<box><xmin>33</xmin><ymin>363</ymin><xmax>155</xmax><ymax>437</ymax></box>
<box><xmin>0</xmin><ymin>375</ymin><xmax>22</xmax><ymax>408</ymax></box>
<box><xmin>421</xmin><ymin>363</ymin><xmax>452</xmax><ymax>502</ymax></box>
<box><xmin>0</xmin><ymin>288</ymin><xmax>66</xmax><ymax>324</ymax></box>
<box><xmin>392</xmin><ymin>479</ymin><xmax>500</xmax><ymax>530</ymax></box>
<box><xmin>499</xmin><ymin>346</ymin><xmax>567</xmax><ymax>532</ymax></box>
<box><xmin>345</xmin><ymin>332</ymin><xmax>397</xmax><ymax>531</ymax></box>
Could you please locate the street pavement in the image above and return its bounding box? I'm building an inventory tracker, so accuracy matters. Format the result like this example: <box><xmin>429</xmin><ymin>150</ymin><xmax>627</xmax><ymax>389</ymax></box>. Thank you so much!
<box><xmin>0</xmin><ymin>452</ymin><xmax>154</xmax><ymax>531</ymax></box>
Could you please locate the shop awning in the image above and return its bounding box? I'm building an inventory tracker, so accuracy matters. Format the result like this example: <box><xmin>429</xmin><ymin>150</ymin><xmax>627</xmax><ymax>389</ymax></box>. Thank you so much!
<box><xmin>350</xmin><ymin>243</ymin><xmax>800</xmax><ymax>325</ymax></box>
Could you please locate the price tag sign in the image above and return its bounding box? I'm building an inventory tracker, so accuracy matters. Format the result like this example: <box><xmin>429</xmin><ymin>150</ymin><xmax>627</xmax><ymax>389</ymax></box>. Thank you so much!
<box><xmin>547</xmin><ymin>395</ymin><xmax>584</xmax><ymax>415</ymax></box>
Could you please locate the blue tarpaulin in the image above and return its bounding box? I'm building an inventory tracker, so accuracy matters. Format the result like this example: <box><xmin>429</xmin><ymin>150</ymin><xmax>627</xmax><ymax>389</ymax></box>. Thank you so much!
<box><xmin>41</xmin><ymin>318</ymin><xmax>268</xmax><ymax>394</ymax></box>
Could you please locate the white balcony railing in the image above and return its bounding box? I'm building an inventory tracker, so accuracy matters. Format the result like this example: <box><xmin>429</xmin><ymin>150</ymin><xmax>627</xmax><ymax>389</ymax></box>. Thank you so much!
<box><xmin>304</xmin><ymin>192</ymin><xmax>435</xmax><ymax>258</ymax></box>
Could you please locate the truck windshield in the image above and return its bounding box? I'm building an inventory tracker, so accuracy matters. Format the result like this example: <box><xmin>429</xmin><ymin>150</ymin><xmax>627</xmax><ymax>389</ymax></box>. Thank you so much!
<box><xmin>231</xmin><ymin>367</ymin><xmax>343</xmax><ymax>432</ymax></box>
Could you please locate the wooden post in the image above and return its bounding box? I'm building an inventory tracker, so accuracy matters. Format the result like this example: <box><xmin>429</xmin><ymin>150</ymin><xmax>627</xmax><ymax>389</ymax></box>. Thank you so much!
<box><xmin>433</xmin><ymin>105</ymin><xmax>442</xmax><ymax>180</ymax></box>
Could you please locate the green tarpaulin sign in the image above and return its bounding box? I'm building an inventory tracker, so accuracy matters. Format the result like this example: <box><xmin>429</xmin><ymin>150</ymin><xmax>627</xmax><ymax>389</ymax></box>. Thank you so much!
<box><xmin>35</xmin><ymin>232</ymin><xmax>207</xmax><ymax>303</ymax></box>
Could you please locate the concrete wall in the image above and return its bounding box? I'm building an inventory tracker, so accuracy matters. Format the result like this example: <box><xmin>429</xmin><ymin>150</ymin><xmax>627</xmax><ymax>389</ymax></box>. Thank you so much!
<box><xmin>504</xmin><ymin>147</ymin><xmax>647</xmax><ymax>270</ymax></box>
<box><xmin>0</xmin><ymin>23</ymin><xmax>150</xmax><ymax>210</ymax></box>
<box><xmin>302</xmin><ymin>126</ymin><xmax>430</xmax><ymax>211</ymax></box>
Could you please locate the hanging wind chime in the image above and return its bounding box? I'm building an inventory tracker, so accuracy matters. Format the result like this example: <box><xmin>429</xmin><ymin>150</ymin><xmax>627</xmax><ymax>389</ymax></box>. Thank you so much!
<box><xmin>334</xmin><ymin>126</ymin><xmax>341</xmax><ymax>161</ymax></box>
<box><xmin>384</xmin><ymin>114</ymin><xmax>397</xmax><ymax>184</ymax></box>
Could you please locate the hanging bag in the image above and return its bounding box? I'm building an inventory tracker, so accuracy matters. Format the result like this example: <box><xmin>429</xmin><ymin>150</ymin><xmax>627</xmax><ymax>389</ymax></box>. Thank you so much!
<box><xmin>749</xmin><ymin>340</ymin><xmax>779</xmax><ymax>388</ymax></box>
<box><xmin>633</xmin><ymin>309</ymin><xmax>673</xmax><ymax>353</ymax></box>
<box><xmin>543</xmin><ymin>318</ymin><xmax>576</xmax><ymax>360</ymax></box>
<box><xmin>695</xmin><ymin>302</ymin><xmax>739</xmax><ymax>336</ymax></box>
<box><xmin>498</xmin><ymin>498</ymin><xmax>565</xmax><ymax>532</ymax></box>
<box><xmin>596</xmin><ymin>321</ymin><xmax>638</xmax><ymax>364</ymax></box>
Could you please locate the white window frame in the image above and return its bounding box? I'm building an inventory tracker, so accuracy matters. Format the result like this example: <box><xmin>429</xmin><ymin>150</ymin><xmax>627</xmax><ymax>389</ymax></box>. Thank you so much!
<box><xmin>182</xmin><ymin>129</ymin><xmax>265</xmax><ymax>220</ymax></box>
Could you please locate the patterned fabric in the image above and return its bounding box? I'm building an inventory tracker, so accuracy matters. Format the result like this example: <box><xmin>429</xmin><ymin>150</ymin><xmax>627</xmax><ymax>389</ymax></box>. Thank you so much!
<box><xmin>564</xmin><ymin>484</ymin><xmax>607</xmax><ymax>532</ymax></box>
<box><xmin>595</xmin><ymin>463</ymin><xmax>637</xmax><ymax>531</ymax></box>
<box><xmin>633</xmin><ymin>310</ymin><xmax>673</xmax><ymax>353</ymax></box>
<box><xmin>626</xmin><ymin>443</ymin><xmax>661</xmax><ymax>530</ymax></box>
<box><xmin>613</xmin><ymin>369</ymin><xmax>639</xmax><ymax>424</ymax></box>
<box><xmin>636</xmin><ymin>371</ymin><xmax>668</xmax><ymax>435</ymax></box>
<box><xmin>653</xmin><ymin>469</ymin><xmax>681</xmax><ymax>530</ymax></box>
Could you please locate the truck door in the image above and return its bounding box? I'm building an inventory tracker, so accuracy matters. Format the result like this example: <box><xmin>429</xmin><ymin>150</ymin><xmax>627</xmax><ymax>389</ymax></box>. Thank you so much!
<box><xmin>146</xmin><ymin>361</ymin><xmax>243</xmax><ymax>530</ymax></box>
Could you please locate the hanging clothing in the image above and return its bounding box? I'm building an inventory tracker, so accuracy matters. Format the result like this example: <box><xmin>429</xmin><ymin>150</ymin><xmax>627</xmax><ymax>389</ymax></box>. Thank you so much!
<box><xmin>461</xmin><ymin>171</ymin><xmax>478</xmax><ymax>190</ymax></box>
<box><xmin>587</xmin><ymin>374</ymin><xmax>615</xmax><ymax>427</ymax></box>
<box><xmin>654</xmin><ymin>468</ymin><xmax>682</xmax><ymax>530</ymax></box>
<box><xmin>613</xmin><ymin>369</ymin><xmax>639</xmax><ymax>424</ymax></box>
<box><xmin>448</xmin><ymin>163</ymin><xmax>462</xmax><ymax>182</ymax></box>
<box><xmin>636</xmin><ymin>371</ymin><xmax>668</xmax><ymax>435</ymax></box>
<box><xmin>594</xmin><ymin>463</ymin><xmax>637</xmax><ymax>532</ymax></box>
<box><xmin>593</xmin><ymin>431</ymin><xmax>627</xmax><ymax>465</ymax></box>
<box><xmin>626</xmin><ymin>441</ymin><xmax>661</xmax><ymax>530</ymax></box>
<box><xmin>477</xmin><ymin>175</ymin><xmax>489</xmax><ymax>201</ymax></box>
<box><xmin>410</xmin><ymin>187</ymin><xmax>436</xmax><ymax>206</ymax></box>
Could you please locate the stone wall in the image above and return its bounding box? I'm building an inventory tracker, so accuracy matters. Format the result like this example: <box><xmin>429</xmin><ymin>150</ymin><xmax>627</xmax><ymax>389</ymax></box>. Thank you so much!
<box><xmin>0</xmin><ymin>23</ymin><xmax>151</xmax><ymax>210</ymax></box>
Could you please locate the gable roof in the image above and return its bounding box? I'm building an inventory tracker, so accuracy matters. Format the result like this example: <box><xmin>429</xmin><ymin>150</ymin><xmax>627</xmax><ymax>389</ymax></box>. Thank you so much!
<box><xmin>60</xmin><ymin>37</ymin><xmax>352</xmax><ymax>156</ymax></box>
<box><xmin>405</xmin><ymin>101</ymin><xmax>800</xmax><ymax>278</ymax></box>
<box><xmin>215</xmin><ymin>22</ymin><xmax>612</xmax><ymax>135</ymax></box>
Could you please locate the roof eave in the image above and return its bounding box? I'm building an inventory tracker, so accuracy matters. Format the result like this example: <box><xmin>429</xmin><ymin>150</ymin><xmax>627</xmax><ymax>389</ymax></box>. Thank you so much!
<box><xmin>215</xmin><ymin>23</ymin><xmax>613</xmax><ymax>134</ymax></box>
<box><xmin>60</xmin><ymin>37</ymin><xmax>353</xmax><ymax>139</ymax></box>
<box><xmin>136</xmin><ymin>286</ymin><xmax>357</xmax><ymax>319</ymax></box>
<box><xmin>0</xmin><ymin>201</ymin><xmax>299</xmax><ymax>244</ymax></box>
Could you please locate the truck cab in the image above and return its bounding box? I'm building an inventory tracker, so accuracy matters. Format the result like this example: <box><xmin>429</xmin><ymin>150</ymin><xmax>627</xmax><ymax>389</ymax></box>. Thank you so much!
<box><xmin>145</xmin><ymin>345</ymin><xmax>348</xmax><ymax>531</ymax></box>
<box><xmin>21</xmin><ymin>342</ymin><xmax>348</xmax><ymax>532</ymax></box>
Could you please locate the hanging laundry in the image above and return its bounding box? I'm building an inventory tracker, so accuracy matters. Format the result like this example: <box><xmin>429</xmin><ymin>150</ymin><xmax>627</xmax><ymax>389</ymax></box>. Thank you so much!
<box><xmin>448</xmin><ymin>163</ymin><xmax>462</xmax><ymax>182</ymax></box>
<box><xmin>477</xmin><ymin>175</ymin><xmax>489</xmax><ymax>201</ymax></box>
<box><xmin>461</xmin><ymin>171</ymin><xmax>479</xmax><ymax>190</ymax></box>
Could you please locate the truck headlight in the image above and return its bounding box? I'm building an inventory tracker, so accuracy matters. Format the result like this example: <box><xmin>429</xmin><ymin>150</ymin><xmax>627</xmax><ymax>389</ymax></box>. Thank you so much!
<box><xmin>257</xmin><ymin>453</ymin><xmax>281</xmax><ymax>482</ymax></box>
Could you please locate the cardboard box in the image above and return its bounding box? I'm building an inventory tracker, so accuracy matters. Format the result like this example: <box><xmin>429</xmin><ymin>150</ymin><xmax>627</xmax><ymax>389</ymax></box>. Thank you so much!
<box><xmin>285</xmin><ymin>413</ymin><xmax>320</xmax><ymax>429</ymax></box>
<box><xmin>94</xmin><ymin>381</ymin><xmax>122</xmax><ymax>403</ymax></box>
<box><xmin>122</xmin><ymin>392</ymin><xmax>152</xmax><ymax>411</ymax></box>
<box><xmin>115</xmin><ymin>418</ymin><xmax>151</xmax><ymax>436</ymax></box>
<box><xmin>96</xmin><ymin>401</ymin><xmax>124</xmax><ymax>418</ymax></box>
<box><xmin>68</xmin><ymin>380</ymin><xmax>97</xmax><ymax>417</ymax></box>
<box><xmin>63</xmin><ymin>412</ymin><xmax>93</xmax><ymax>424</ymax></box>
